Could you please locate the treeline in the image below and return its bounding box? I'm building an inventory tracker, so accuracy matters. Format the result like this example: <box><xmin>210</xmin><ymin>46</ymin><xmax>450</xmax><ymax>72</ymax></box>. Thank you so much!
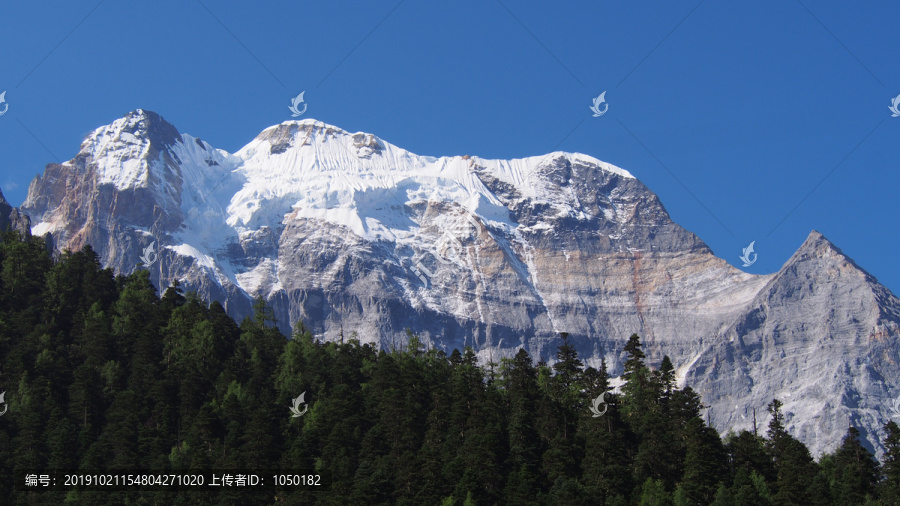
<box><xmin>1</xmin><ymin>230</ymin><xmax>900</xmax><ymax>505</ymax></box>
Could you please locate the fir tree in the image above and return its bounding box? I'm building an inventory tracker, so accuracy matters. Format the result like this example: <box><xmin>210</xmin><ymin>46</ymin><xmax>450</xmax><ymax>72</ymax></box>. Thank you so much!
<box><xmin>725</xmin><ymin>430</ymin><xmax>776</xmax><ymax>484</ymax></box>
<box><xmin>679</xmin><ymin>417</ymin><xmax>728</xmax><ymax>505</ymax></box>
<box><xmin>501</xmin><ymin>348</ymin><xmax>544</xmax><ymax>502</ymax></box>
<box><xmin>766</xmin><ymin>399</ymin><xmax>818</xmax><ymax>505</ymax></box>
<box><xmin>882</xmin><ymin>421</ymin><xmax>900</xmax><ymax>501</ymax></box>
<box><xmin>623</xmin><ymin>333</ymin><xmax>646</xmax><ymax>382</ymax></box>
<box><xmin>639</xmin><ymin>477</ymin><xmax>673</xmax><ymax>505</ymax></box>
<box><xmin>826</xmin><ymin>426</ymin><xmax>879</xmax><ymax>505</ymax></box>
<box><xmin>579</xmin><ymin>359</ymin><xmax>634</xmax><ymax>503</ymax></box>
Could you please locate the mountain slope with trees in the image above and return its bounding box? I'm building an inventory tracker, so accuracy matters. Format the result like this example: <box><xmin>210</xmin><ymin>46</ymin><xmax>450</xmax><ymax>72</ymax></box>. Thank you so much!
<box><xmin>1</xmin><ymin>230</ymin><xmax>898</xmax><ymax>505</ymax></box>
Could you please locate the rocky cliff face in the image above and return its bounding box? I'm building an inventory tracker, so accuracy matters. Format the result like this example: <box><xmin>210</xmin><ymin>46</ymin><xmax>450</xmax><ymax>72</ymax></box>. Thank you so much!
<box><xmin>688</xmin><ymin>231</ymin><xmax>900</xmax><ymax>454</ymax></box>
<box><xmin>0</xmin><ymin>188</ymin><xmax>31</xmax><ymax>235</ymax></box>
<box><xmin>18</xmin><ymin>110</ymin><xmax>900</xmax><ymax>456</ymax></box>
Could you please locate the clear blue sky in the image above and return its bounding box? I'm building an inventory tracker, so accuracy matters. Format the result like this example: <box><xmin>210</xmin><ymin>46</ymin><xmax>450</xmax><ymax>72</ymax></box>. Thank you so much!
<box><xmin>1</xmin><ymin>1</ymin><xmax>898</xmax><ymax>292</ymax></box>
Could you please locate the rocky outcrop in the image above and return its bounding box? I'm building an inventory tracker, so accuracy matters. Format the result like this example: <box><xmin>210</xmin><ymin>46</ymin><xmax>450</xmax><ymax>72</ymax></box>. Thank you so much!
<box><xmin>0</xmin><ymin>188</ymin><xmax>31</xmax><ymax>235</ymax></box>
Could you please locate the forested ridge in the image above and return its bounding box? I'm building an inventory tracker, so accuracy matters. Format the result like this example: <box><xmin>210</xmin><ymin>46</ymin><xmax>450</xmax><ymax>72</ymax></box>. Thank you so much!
<box><xmin>1</xmin><ymin>230</ymin><xmax>900</xmax><ymax>505</ymax></box>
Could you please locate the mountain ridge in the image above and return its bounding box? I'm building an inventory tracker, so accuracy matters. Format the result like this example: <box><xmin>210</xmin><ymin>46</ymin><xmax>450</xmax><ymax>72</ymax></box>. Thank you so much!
<box><xmin>12</xmin><ymin>109</ymin><xmax>900</xmax><ymax>456</ymax></box>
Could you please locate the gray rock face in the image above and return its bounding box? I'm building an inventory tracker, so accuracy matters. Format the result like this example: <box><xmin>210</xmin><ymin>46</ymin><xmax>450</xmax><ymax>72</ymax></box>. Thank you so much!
<box><xmin>687</xmin><ymin>232</ymin><xmax>900</xmax><ymax>456</ymax></box>
<box><xmin>0</xmin><ymin>188</ymin><xmax>31</xmax><ymax>235</ymax></box>
<box><xmin>18</xmin><ymin>111</ymin><xmax>900</xmax><ymax>457</ymax></box>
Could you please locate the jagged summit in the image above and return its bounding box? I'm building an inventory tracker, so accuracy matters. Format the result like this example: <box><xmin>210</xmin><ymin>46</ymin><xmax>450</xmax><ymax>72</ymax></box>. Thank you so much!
<box><xmin>774</xmin><ymin>230</ymin><xmax>883</xmax><ymax>290</ymax></box>
<box><xmin>77</xmin><ymin>110</ymin><xmax>181</xmax><ymax>188</ymax></box>
<box><xmin>16</xmin><ymin>111</ymin><xmax>900</xmax><ymax>457</ymax></box>
<box><xmin>792</xmin><ymin>229</ymin><xmax>843</xmax><ymax>258</ymax></box>
<box><xmin>89</xmin><ymin>109</ymin><xmax>180</xmax><ymax>146</ymax></box>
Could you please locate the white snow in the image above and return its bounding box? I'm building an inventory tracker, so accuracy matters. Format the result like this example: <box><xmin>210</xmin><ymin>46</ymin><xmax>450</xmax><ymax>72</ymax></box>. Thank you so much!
<box><xmin>221</xmin><ymin>119</ymin><xmax>629</xmax><ymax>246</ymax></box>
<box><xmin>235</xmin><ymin>257</ymin><xmax>282</xmax><ymax>297</ymax></box>
<box><xmin>31</xmin><ymin>115</ymin><xmax>636</xmax><ymax>297</ymax></box>
<box><xmin>167</xmin><ymin>243</ymin><xmax>217</xmax><ymax>270</ymax></box>
<box><xmin>80</xmin><ymin>111</ymin><xmax>160</xmax><ymax>190</ymax></box>
<box><xmin>676</xmin><ymin>352</ymin><xmax>704</xmax><ymax>388</ymax></box>
<box><xmin>31</xmin><ymin>221</ymin><xmax>52</xmax><ymax>237</ymax></box>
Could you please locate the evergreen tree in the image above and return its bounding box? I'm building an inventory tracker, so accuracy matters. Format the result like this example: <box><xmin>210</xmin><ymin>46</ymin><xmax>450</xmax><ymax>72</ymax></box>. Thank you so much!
<box><xmin>540</xmin><ymin>335</ymin><xmax>585</xmax><ymax>485</ymax></box>
<box><xmin>658</xmin><ymin>355</ymin><xmax>675</xmax><ymax>402</ymax></box>
<box><xmin>766</xmin><ymin>399</ymin><xmax>818</xmax><ymax>505</ymax></box>
<box><xmin>711</xmin><ymin>469</ymin><xmax>772</xmax><ymax>506</ymax></box>
<box><xmin>826</xmin><ymin>426</ymin><xmax>879</xmax><ymax>505</ymax></box>
<box><xmin>640</xmin><ymin>477</ymin><xmax>673</xmax><ymax>506</ymax></box>
<box><xmin>623</xmin><ymin>333</ymin><xmax>646</xmax><ymax>382</ymax></box>
<box><xmin>882</xmin><ymin>421</ymin><xmax>900</xmax><ymax>501</ymax></box>
<box><xmin>679</xmin><ymin>417</ymin><xmax>728</xmax><ymax>505</ymax></box>
<box><xmin>725</xmin><ymin>430</ymin><xmax>776</xmax><ymax>484</ymax></box>
<box><xmin>501</xmin><ymin>348</ymin><xmax>544</xmax><ymax>502</ymax></box>
<box><xmin>579</xmin><ymin>360</ymin><xmax>634</xmax><ymax>503</ymax></box>
<box><xmin>630</xmin><ymin>356</ymin><xmax>683</xmax><ymax>489</ymax></box>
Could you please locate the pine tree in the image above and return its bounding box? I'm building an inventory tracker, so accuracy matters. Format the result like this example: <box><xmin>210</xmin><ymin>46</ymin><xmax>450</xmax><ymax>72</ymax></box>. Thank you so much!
<box><xmin>658</xmin><ymin>355</ymin><xmax>675</xmax><ymax>402</ymax></box>
<box><xmin>629</xmin><ymin>355</ymin><xmax>682</xmax><ymax>489</ymax></box>
<box><xmin>725</xmin><ymin>430</ymin><xmax>775</xmax><ymax>484</ymax></box>
<box><xmin>621</xmin><ymin>334</ymin><xmax>655</xmax><ymax>436</ymax></box>
<box><xmin>579</xmin><ymin>360</ymin><xmax>634</xmax><ymax>503</ymax></box>
<box><xmin>417</xmin><ymin>389</ymin><xmax>455</xmax><ymax>505</ymax></box>
<box><xmin>501</xmin><ymin>348</ymin><xmax>544</xmax><ymax>502</ymax></box>
<box><xmin>639</xmin><ymin>477</ymin><xmax>673</xmax><ymax>506</ymax></box>
<box><xmin>711</xmin><ymin>469</ymin><xmax>772</xmax><ymax>506</ymax></box>
<box><xmin>882</xmin><ymin>421</ymin><xmax>900</xmax><ymax>500</ymax></box>
<box><xmin>623</xmin><ymin>333</ymin><xmax>646</xmax><ymax>382</ymax></box>
<box><xmin>679</xmin><ymin>417</ymin><xmax>728</xmax><ymax>505</ymax></box>
<box><xmin>540</xmin><ymin>335</ymin><xmax>585</xmax><ymax>485</ymax></box>
<box><xmin>765</xmin><ymin>399</ymin><xmax>817</xmax><ymax>505</ymax></box>
<box><xmin>827</xmin><ymin>426</ymin><xmax>879</xmax><ymax>505</ymax></box>
<box><xmin>552</xmin><ymin>333</ymin><xmax>584</xmax><ymax>398</ymax></box>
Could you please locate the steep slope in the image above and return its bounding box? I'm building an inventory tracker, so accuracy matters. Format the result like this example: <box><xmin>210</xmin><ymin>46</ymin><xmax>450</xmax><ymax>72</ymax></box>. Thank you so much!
<box><xmin>686</xmin><ymin>231</ymin><xmax>900</xmax><ymax>454</ymax></box>
<box><xmin>17</xmin><ymin>110</ymin><xmax>900</xmax><ymax>456</ymax></box>
<box><xmin>22</xmin><ymin>110</ymin><xmax>253</xmax><ymax>316</ymax></box>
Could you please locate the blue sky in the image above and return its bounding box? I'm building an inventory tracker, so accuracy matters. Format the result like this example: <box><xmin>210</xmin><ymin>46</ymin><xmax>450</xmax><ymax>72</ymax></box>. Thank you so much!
<box><xmin>1</xmin><ymin>1</ymin><xmax>898</xmax><ymax>292</ymax></box>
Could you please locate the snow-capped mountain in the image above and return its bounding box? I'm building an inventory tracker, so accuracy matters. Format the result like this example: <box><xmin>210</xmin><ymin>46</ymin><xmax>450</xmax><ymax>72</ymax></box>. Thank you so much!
<box><xmin>17</xmin><ymin>109</ymin><xmax>900</xmax><ymax>457</ymax></box>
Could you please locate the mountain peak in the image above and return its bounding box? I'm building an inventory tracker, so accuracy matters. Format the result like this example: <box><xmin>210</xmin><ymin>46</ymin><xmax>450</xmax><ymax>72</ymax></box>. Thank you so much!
<box><xmin>247</xmin><ymin>118</ymin><xmax>387</xmax><ymax>161</ymax></box>
<box><xmin>85</xmin><ymin>109</ymin><xmax>180</xmax><ymax>148</ymax></box>
<box><xmin>763</xmin><ymin>229</ymin><xmax>888</xmax><ymax>309</ymax></box>
<box><xmin>789</xmin><ymin>230</ymin><xmax>849</xmax><ymax>263</ymax></box>
<box><xmin>73</xmin><ymin>109</ymin><xmax>183</xmax><ymax>191</ymax></box>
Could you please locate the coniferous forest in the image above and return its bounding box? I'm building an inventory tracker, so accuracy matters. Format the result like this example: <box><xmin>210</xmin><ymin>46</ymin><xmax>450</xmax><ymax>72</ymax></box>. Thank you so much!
<box><xmin>2</xmin><ymin>230</ymin><xmax>900</xmax><ymax>505</ymax></box>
